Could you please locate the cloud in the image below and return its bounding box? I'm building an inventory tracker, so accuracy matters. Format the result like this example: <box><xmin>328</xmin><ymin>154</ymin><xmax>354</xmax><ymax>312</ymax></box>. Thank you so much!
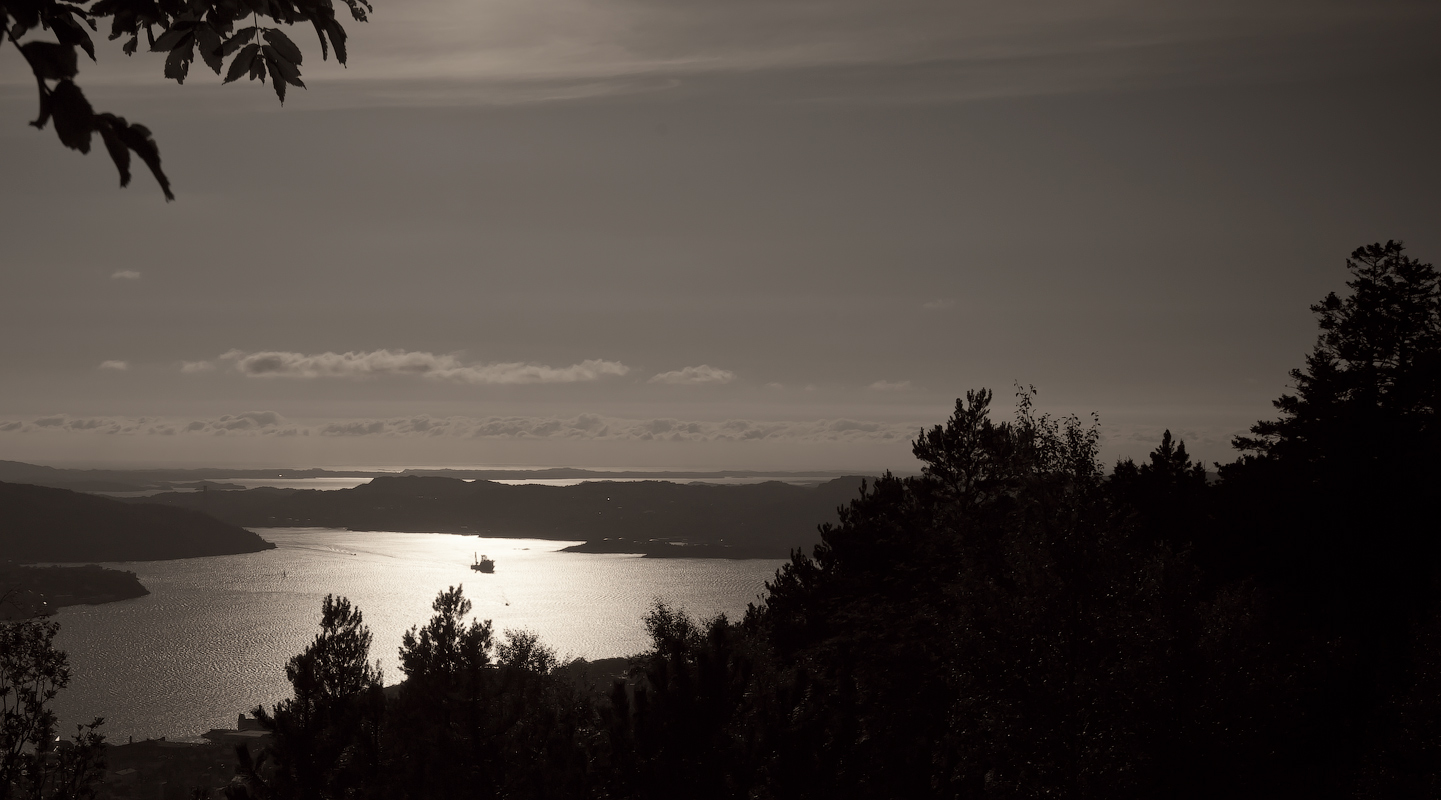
<box><xmin>206</xmin><ymin>349</ymin><xmax>630</xmax><ymax>384</ymax></box>
<box><xmin>110</xmin><ymin>270</ymin><xmax>141</xmax><ymax>280</ymax></box>
<box><xmin>98</xmin><ymin>360</ymin><xmax>129</xmax><ymax>371</ymax></box>
<box><xmin>868</xmin><ymin>380</ymin><xmax>913</xmax><ymax>391</ymax></box>
<box><xmin>7</xmin><ymin>415</ymin><xmax>143</xmax><ymax>435</ymax></box>
<box><xmin>177</xmin><ymin>412</ymin><xmax>301</xmax><ymax>437</ymax></box>
<box><xmin>922</xmin><ymin>298</ymin><xmax>955</xmax><ymax>310</ymax></box>
<box><xmin>312</xmin><ymin>413</ymin><xmax>912</xmax><ymax>443</ymax></box>
<box><xmin>828</xmin><ymin>419</ymin><xmax>883</xmax><ymax>433</ymax></box>
<box><xmin>323</xmin><ymin>0</ymin><xmax>1439</xmax><ymax>107</ymax></box>
<box><xmin>648</xmin><ymin>365</ymin><xmax>736</xmax><ymax>385</ymax></box>
<box><xmin>0</xmin><ymin>411</ymin><xmax>918</xmax><ymax>443</ymax></box>
<box><xmin>180</xmin><ymin>360</ymin><xmax>215</xmax><ymax>373</ymax></box>
<box><xmin>321</xmin><ymin>420</ymin><xmax>390</xmax><ymax>436</ymax></box>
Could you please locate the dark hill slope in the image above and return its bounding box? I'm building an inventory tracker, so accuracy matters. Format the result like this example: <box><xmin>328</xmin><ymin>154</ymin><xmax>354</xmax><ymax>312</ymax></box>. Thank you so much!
<box><xmin>130</xmin><ymin>476</ymin><xmax>871</xmax><ymax>557</ymax></box>
<box><xmin>0</xmin><ymin>481</ymin><xmax>276</xmax><ymax>562</ymax></box>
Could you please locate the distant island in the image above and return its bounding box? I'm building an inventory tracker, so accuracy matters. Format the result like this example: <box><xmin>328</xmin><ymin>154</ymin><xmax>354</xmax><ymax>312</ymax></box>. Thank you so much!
<box><xmin>0</xmin><ymin>459</ymin><xmax>872</xmax><ymax>494</ymax></box>
<box><xmin>0</xmin><ymin>563</ymin><xmax>149</xmax><ymax>620</ymax></box>
<box><xmin>0</xmin><ymin>481</ymin><xmax>276</xmax><ymax>563</ymax></box>
<box><xmin>126</xmin><ymin>475</ymin><xmax>872</xmax><ymax>558</ymax></box>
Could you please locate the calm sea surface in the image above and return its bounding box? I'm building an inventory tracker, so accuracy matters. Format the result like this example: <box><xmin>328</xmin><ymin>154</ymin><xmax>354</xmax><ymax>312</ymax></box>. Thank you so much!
<box><xmin>50</xmin><ymin>529</ymin><xmax>785</xmax><ymax>742</ymax></box>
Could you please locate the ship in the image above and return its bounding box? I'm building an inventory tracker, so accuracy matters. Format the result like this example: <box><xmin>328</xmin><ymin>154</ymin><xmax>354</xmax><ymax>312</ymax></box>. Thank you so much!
<box><xmin>471</xmin><ymin>553</ymin><xmax>495</xmax><ymax>573</ymax></box>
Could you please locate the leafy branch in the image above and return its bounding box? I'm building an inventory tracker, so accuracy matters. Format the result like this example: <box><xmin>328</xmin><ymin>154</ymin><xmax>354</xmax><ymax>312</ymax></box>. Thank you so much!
<box><xmin>2</xmin><ymin>0</ymin><xmax>373</xmax><ymax>200</ymax></box>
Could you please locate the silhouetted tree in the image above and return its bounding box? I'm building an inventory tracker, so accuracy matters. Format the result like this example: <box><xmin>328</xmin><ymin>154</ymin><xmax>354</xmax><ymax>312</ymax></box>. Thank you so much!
<box><xmin>1214</xmin><ymin>240</ymin><xmax>1441</xmax><ymax>795</ymax></box>
<box><xmin>0</xmin><ymin>617</ymin><xmax>106</xmax><ymax>800</ymax></box>
<box><xmin>1236</xmin><ymin>241</ymin><xmax>1440</xmax><ymax>464</ymax></box>
<box><xmin>719</xmin><ymin>389</ymin><xmax>1281</xmax><ymax>799</ymax></box>
<box><xmin>1228</xmin><ymin>240</ymin><xmax>1441</xmax><ymax>615</ymax></box>
<box><xmin>249</xmin><ymin>594</ymin><xmax>383</xmax><ymax>800</ymax></box>
<box><xmin>495</xmin><ymin>629</ymin><xmax>558</xmax><ymax>676</ymax></box>
<box><xmin>387</xmin><ymin>586</ymin><xmax>498</xmax><ymax>799</ymax></box>
<box><xmin>385</xmin><ymin>588</ymin><xmax>602</xmax><ymax>800</ymax></box>
<box><xmin>1110</xmin><ymin>430</ymin><xmax>1214</xmax><ymax>570</ymax></box>
<box><xmin>618</xmin><ymin>604</ymin><xmax>764</xmax><ymax>800</ymax></box>
<box><xmin>2</xmin><ymin>0</ymin><xmax>372</xmax><ymax>199</ymax></box>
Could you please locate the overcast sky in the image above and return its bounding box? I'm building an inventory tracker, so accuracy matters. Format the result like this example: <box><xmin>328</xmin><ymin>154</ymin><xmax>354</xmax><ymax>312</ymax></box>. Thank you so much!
<box><xmin>1</xmin><ymin>0</ymin><xmax>1438</xmax><ymax>470</ymax></box>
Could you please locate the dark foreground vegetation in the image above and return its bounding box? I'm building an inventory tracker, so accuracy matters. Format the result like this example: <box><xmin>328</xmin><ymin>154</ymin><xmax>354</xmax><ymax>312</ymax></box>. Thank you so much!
<box><xmin>3</xmin><ymin>241</ymin><xmax>1438</xmax><ymax>798</ymax></box>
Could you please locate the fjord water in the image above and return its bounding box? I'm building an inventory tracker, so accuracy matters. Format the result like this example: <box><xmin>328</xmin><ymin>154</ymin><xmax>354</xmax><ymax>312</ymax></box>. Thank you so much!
<box><xmin>50</xmin><ymin>529</ymin><xmax>785</xmax><ymax>742</ymax></box>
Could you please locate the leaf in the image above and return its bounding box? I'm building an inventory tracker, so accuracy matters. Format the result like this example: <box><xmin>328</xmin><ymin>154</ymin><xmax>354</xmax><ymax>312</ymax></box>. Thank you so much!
<box><xmin>151</xmin><ymin>18</ymin><xmax>196</xmax><ymax>53</ymax></box>
<box><xmin>122</xmin><ymin>35</ymin><xmax>139</xmax><ymax>56</ymax></box>
<box><xmin>95</xmin><ymin>117</ymin><xmax>132</xmax><ymax>187</ymax></box>
<box><xmin>163</xmin><ymin>35</ymin><xmax>195</xmax><ymax>83</ymax></box>
<box><xmin>249</xmin><ymin>51</ymin><xmax>267</xmax><ymax>82</ymax></box>
<box><xmin>196</xmin><ymin>25</ymin><xmax>224</xmax><ymax>74</ymax></box>
<box><xmin>224</xmin><ymin>42</ymin><xmax>260</xmax><ymax>83</ymax></box>
<box><xmin>310</xmin><ymin>17</ymin><xmax>329</xmax><ymax>61</ymax></box>
<box><xmin>262</xmin><ymin>28</ymin><xmax>302</xmax><ymax>66</ymax></box>
<box><xmin>261</xmin><ymin>48</ymin><xmax>287</xmax><ymax>103</ymax></box>
<box><xmin>48</xmin><ymin>11</ymin><xmax>96</xmax><ymax>61</ymax></box>
<box><xmin>151</xmin><ymin>29</ymin><xmax>187</xmax><ymax>52</ymax></box>
<box><xmin>19</xmin><ymin>42</ymin><xmax>79</xmax><ymax>81</ymax></box>
<box><xmin>120</xmin><ymin>123</ymin><xmax>170</xmax><ymax>196</ymax></box>
<box><xmin>262</xmin><ymin>43</ymin><xmax>304</xmax><ymax>87</ymax></box>
<box><xmin>326</xmin><ymin>18</ymin><xmax>348</xmax><ymax>65</ymax></box>
<box><xmin>49</xmin><ymin>80</ymin><xmax>94</xmax><ymax>153</ymax></box>
<box><xmin>221</xmin><ymin>27</ymin><xmax>258</xmax><ymax>57</ymax></box>
<box><xmin>95</xmin><ymin>113</ymin><xmax>174</xmax><ymax>201</ymax></box>
<box><xmin>341</xmin><ymin>0</ymin><xmax>371</xmax><ymax>23</ymax></box>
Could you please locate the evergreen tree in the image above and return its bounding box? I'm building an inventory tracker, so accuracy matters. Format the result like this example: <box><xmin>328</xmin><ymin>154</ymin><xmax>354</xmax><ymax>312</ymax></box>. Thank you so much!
<box><xmin>1217</xmin><ymin>240</ymin><xmax>1441</xmax><ymax>795</ymax></box>
<box><xmin>248</xmin><ymin>595</ymin><xmax>383</xmax><ymax>800</ymax></box>
<box><xmin>1228</xmin><ymin>240</ymin><xmax>1441</xmax><ymax>623</ymax></box>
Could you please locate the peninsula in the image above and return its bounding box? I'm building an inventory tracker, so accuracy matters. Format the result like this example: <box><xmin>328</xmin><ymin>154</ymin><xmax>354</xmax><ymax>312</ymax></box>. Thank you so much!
<box><xmin>0</xmin><ymin>481</ymin><xmax>276</xmax><ymax>563</ymax></box>
<box><xmin>0</xmin><ymin>563</ymin><xmax>149</xmax><ymax>620</ymax></box>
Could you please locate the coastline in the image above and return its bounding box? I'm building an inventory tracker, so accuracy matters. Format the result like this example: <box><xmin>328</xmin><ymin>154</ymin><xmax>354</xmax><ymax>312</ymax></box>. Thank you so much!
<box><xmin>0</xmin><ymin>563</ymin><xmax>149</xmax><ymax>620</ymax></box>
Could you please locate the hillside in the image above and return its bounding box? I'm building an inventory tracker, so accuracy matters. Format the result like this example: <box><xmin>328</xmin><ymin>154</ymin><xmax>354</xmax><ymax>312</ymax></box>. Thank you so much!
<box><xmin>0</xmin><ymin>563</ymin><xmax>150</xmax><ymax>619</ymax></box>
<box><xmin>128</xmin><ymin>475</ymin><xmax>871</xmax><ymax>557</ymax></box>
<box><xmin>0</xmin><ymin>481</ymin><xmax>276</xmax><ymax>562</ymax></box>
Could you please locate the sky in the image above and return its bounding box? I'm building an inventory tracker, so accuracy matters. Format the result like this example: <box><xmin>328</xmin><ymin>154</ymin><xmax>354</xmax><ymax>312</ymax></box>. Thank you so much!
<box><xmin>1</xmin><ymin>0</ymin><xmax>1438</xmax><ymax>470</ymax></box>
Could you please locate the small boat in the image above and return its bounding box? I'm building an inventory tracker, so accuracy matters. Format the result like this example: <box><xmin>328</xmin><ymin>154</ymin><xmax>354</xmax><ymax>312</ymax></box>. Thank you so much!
<box><xmin>470</xmin><ymin>553</ymin><xmax>495</xmax><ymax>573</ymax></box>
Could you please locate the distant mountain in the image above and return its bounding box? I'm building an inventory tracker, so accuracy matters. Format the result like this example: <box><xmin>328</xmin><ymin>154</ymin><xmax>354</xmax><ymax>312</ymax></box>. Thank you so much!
<box><xmin>128</xmin><ymin>475</ymin><xmax>873</xmax><ymax>558</ymax></box>
<box><xmin>0</xmin><ymin>482</ymin><xmax>276</xmax><ymax>562</ymax></box>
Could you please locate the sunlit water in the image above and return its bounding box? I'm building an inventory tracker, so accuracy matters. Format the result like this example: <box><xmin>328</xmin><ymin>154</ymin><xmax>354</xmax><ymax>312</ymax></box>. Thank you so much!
<box><xmin>49</xmin><ymin>529</ymin><xmax>785</xmax><ymax>742</ymax></box>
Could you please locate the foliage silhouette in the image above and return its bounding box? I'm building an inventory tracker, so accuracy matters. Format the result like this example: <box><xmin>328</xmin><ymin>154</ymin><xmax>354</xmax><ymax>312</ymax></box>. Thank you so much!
<box><xmin>0</xmin><ymin>618</ymin><xmax>106</xmax><ymax>800</ymax></box>
<box><xmin>1218</xmin><ymin>240</ymin><xmax>1441</xmax><ymax>795</ymax></box>
<box><xmin>1226</xmin><ymin>241</ymin><xmax>1441</xmax><ymax>604</ymax></box>
<box><xmin>247</xmin><ymin>594</ymin><xmax>383</xmax><ymax>800</ymax></box>
<box><xmin>2</xmin><ymin>0</ymin><xmax>372</xmax><ymax>199</ymax></box>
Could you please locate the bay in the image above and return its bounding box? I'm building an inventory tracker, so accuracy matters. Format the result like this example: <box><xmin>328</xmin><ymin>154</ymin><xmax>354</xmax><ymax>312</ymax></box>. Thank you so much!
<box><xmin>50</xmin><ymin>528</ymin><xmax>785</xmax><ymax>742</ymax></box>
